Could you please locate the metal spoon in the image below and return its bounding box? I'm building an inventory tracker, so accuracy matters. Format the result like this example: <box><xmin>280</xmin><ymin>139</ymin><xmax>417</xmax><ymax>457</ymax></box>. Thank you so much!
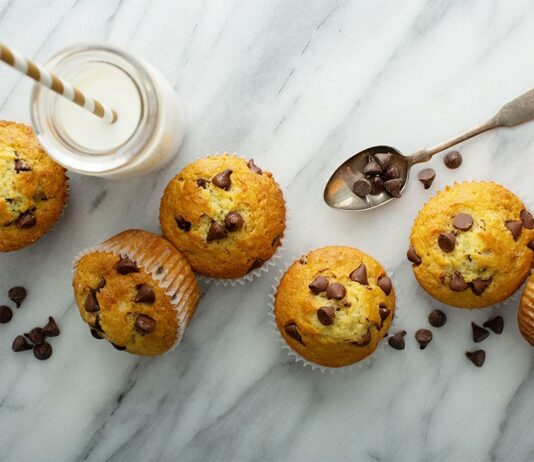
<box><xmin>324</xmin><ymin>87</ymin><xmax>534</xmax><ymax>211</ymax></box>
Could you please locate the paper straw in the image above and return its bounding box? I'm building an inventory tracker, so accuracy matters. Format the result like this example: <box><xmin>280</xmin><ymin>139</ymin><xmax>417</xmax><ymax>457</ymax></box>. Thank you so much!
<box><xmin>0</xmin><ymin>42</ymin><xmax>117</xmax><ymax>124</ymax></box>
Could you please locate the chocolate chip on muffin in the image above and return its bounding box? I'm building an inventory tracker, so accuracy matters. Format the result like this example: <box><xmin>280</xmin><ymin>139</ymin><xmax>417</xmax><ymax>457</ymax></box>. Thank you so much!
<box><xmin>438</xmin><ymin>232</ymin><xmax>456</xmax><ymax>252</ymax></box>
<box><xmin>14</xmin><ymin>158</ymin><xmax>31</xmax><ymax>172</ymax></box>
<box><xmin>317</xmin><ymin>306</ymin><xmax>335</xmax><ymax>326</ymax></box>
<box><xmin>453</xmin><ymin>213</ymin><xmax>473</xmax><ymax>231</ymax></box>
<box><xmin>379</xmin><ymin>305</ymin><xmax>390</xmax><ymax>323</ymax></box>
<box><xmin>506</xmin><ymin>220</ymin><xmax>523</xmax><ymax>240</ymax></box>
<box><xmin>135</xmin><ymin>314</ymin><xmax>157</xmax><ymax>334</ymax></box>
<box><xmin>471</xmin><ymin>278</ymin><xmax>492</xmax><ymax>295</ymax></box>
<box><xmin>224</xmin><ymin>212</ymin><xmax>244</xmax><ymax>232</ymax></box>
<box><xmin>349</xmin><ymin>264</ymin><xmax>368</xmax><ymax>285</ymax></box>
<box><xmin>114</xmin><ymin>257</ymin><xmax>139</xmax><ymax>274</ymax></box>
<box><xmin>407</xmin><ymin>246</ymin><xmax>422</xmax><ymax>265</ymax></box>
<box><xmin>196</xmin><ymin>178</ymin><xmax>208</xmax><ymax>188</ymax></box>
<box><xmin>84</xmin><ymin>290</ymin><xmax>100</xmax><ymax>312</ymax></box>
<box><xmin>16</xmin><ymin>211</ymin><xmax>36</xmax><ymax>228</ymax></box>
<box><xmin>247</xmin><ymin>159</ymin><xmax>262</xmax><ymax>175</ymax></box>
<box><xmin>352</xmin><ymin>331</ymin><xmax>371</xmax><ymax>347</ymax></box>
<box><xmin>521</xmin><ymin>210</ymin><xmax>534</xmax><ymax>229</ymax></box>
<box><xmin>449</xmin><ymin>272</ymin><xmax>468</xmax><ymax>292</ymax></box>
<box><xmin>309</xmin><ymin>276</ymin><xmax>329</xmax><ymax>294</ymax></box>
<box><xmin>175</xmin><ymin>215</ymin><xmax>192</xmax><ymax>232</ymax></box>
<box><xmin>134</xmin><ymin>284</ymin><xmax>156</xmax><ymax>304</ymax></box>
<box><xmin>326</xmin><ymin>282</ymin><xmax>346</xmax><ymax>300</ymax></box>
<box><xmin>207</xmin><ymin>221</ymin><xmax>227</xmax><ymax>242</ymax></box>
<box><xmin>284</xmin><ymin>322</ymin><xmax>304</xmax><ymax>345</ymax></box>
<box><xmin>377</xmin><ymin>275</ymin><xmax>392</xmax><ymax>295</ymax></box>
<box><xmin>212</xmin><ymin>169</ymin><xmax>233</xmax><ymax>190</ymax></box>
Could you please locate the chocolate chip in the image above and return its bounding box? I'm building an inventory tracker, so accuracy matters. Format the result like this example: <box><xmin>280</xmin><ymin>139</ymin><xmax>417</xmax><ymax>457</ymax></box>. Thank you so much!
<box><xmin>374</xmin><ymin>153</ymin><xmax>392</xmax><ymax>170</ymax></box>
<box><xmin>407</xmin><ymin>246</ymin><xmax>422</xmax><ymax>265</ymax></box>
<box><xmin>33</xmin><ymin>342</ymin><xmax>52</xmax><ymax>360</ymax></box>
<box><xmin>114</xmin><ymin>257</ymin><xmax>139</xmax><ymax>274</ymax></box>
<box><xmin>84</xmin><ymin>290</ymin><xmax>99</xmax><ymax>312</ymax></box>
<box><xmin>438</xmin><ymin>232</ymin><xmax>456</xmax><ymax>252</ymax></box>
<box><xmin>8</xmin><ymin>287</ymin><xmax>27</xmax><ymax>308</ymax></box>
<box><xmin>384</xmin><ymin>165</ymin><xmax>400</xmax><ymax>180</ymax></box>
<box><xmin>521</xmin><ymin>210</ymin><xmax>534</xmax><ymax>229</ymax></box>
<box><xmin>352</xmin><ymin>331</ymin><xmax>371</xmax><ymax>346</ymax></box>
<box><xmin>134</xmin><ymin>284</ymin><xmax>156</xmax><ymax>304</ymax></box>
<box><xmin>43</xmin><ymin>316</ymin><xmax>60</xmax><ymax>337</ymax></box>
<box><xmin>325</xmin><ymin>282</ymin><xmax>346</xmax><ymax>300</ymax></box>
<box><xmin>388</xmin><ymin>330</ymin><xmax>406</xmax><ymax>350</ymax></box>
<box><xmin>96</xmin><ymin>277</ymin><xmax>107</xmax><ymax>291</ymax></box>
<box><xmin>418</xmin><ymin>168</ymin><xmax>436</xmax><ymax>189</ymax></box>
<box><xmin>0</xmin><ymin>306</ymin><xmax>13</xmax><ymax>323</ymax></box>
<box><xmin>353</xmin><ymin>178</ymin><xmax>372</xmax><ymax>197</ymax></box>
<box><xmin>428</xmin><ymin>309</ymin><xmax>446</xmax><ymax>327</ymax></box>
<box><xmin>135</xmin><ymin>314</ymin><xmax>157</xmax><ymax>334</ymax></box>
<box><xmin>415</xmin><ymin>329</ymin><xmax>433</xmax><ymax>349</ymax></box>
<box><xmin>377</xmin><ymin>275</ymin><xmax>392</xmax><ymax>295</ymax></box>
<box><xmin>175</xmin><ymin>215</ymin><xmax>192</xmax><ymax>232</ymax></box>
<box><xmin>444</xmin><ymin>151</ymin><xmax>462</xmax><ymax>169</ymax></box>
<box><xmin>284</xmin><ymin>323</ymin><xmax>304</xmax><ymax>345</ymax></box>
<box><xmin>529</xmin><ymin>239</ymin><xmax>534</xmax><ymax>251</ymax></box>
<box><xmin>363</xmin><ymin>159</ymin><xmax>382</xmax><ymax>176</ymax></box>
<box><xmin>247</xmin><ymin>159</ymin><xmax>262</xmax><ymax>175</ymax></box>
<box><xmin>212</xmin><ymin>169</ymin><xmax>233</xmax><ymax>190</ymax></box>
<box><xmin>12</xmin><ymin>335</ymin><xmax>32</xmax><ymax>352</ymax></box>
<box><xmin>472</xmin><ymin>322</ymin><xmax>490</xmax><ymax>343</ymax></box>
<box><xmin>224</xmin><ymin>212</ymin><xmax>244</xmax><ymax>232</ymax></box>
<box><xmin>317</xmin><ymin>306</ymin><xmax>335</xmax><ymax>326</ymax></box>
<box><xmin>471</xmin><ymin>277</ymin><xmax>492</xmax><ymax>295</ymax></box>
<box><xmin>369</xmin><ymin>176</ymin><xmax>384</xmax><ymax>195</ymax></box>
<box><xmin>309</xmin><ymin>276</ymin><xmax>329</xmax><ymax>294</ymax></box>
<box><xmin>16</xmin><ymin>211</ymin><xmax>36</xmax><ymax>228</ymax></box>
<box><xmin>90</xmin><ymin>328</ymin><xmax>104</xmax><ymax>339</ymax></box>
<box><xmin>506</xmin><ymin>220</ymin><xmax>523</xmax><ymax>240</ymax></box>
<box><xmin>26</xmin><ymin>327</ymin><xmax>44</xmax><ymax>345</ymax></box>
<box><xmin>248</xmin><ymin>258</ymin><xmax>264</xmax><ymax>272</ymax></box>
<box><xmin>483</xmin><ymin>316</ymin><xmax>504</xmax><ymax>334</ymax></box>
<box><xmin>111</xmin><ymin>343</ymin><xmax>126</xmax><ymax>351</ymax></box>
<box><xmin>196</xmin><ymin>178</ymin><xmax>208</xmax><ymax>188</ymax></box>
<box><xmin>384</xmin><ymin>178</ymin><xmax>403</xmax><ymax>198</ymax></box>
<box><xmin>453</xmin><ymin>213</ymin><xmax>473</xmax><ymax>231</ymax></box>
<box><xmin>379</xmin><ymin>304</ymin><xmax>390</xmax><ymax>322</ymax></box>
<box><xmin>14</xmin><ymin>158</ymin><xmax>31</xmax><ymax>172</ymax></box>
<box><xmin>449</xmin><ymin>272</ymin><xmax>468</xmax><ymax>291</ymax></box>
<box><xmin>349</xmin><ymin>264</ymin><xmax>368</xmax><ymax>285</ymax></box>
<box><xmin>465</xmin><ymin>349</ymin><xmax>485</xmax><ymax>367</ymax></box>
<box><xmin>207</xmin><ymin>221</ymin><xmax>227</xmax><ymax>242</ymax></box>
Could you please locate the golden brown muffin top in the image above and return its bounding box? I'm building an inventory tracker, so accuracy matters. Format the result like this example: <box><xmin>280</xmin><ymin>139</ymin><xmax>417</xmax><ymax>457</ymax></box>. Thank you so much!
<box><xmin>0</xmin><ymin>121</ymin><xmax>68</xmax><ymax>252</ymax></box>
<box><xmin>160</xmin><ymin>154</ymin><xmax>286</xmax><ymax>279</ymax></box>
<box><xmin>275</xmin><ymin>246</ymin><xmax>395</xmax><ymax>368</ymax></box>
<box><xmin>410</xmin><ymin>182</ymin><xmax>534</xmax><ymax>308</ymax></box>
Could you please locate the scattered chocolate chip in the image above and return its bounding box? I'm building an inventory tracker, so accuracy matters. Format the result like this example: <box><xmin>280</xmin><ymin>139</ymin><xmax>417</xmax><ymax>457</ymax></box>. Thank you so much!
<box><xmin>388</xmin><ymin>330</ymin><xmax>406</xmax><ymax>350</ymax></box>
<box><xmin>363</xmin><ymin>158</ymin><xmax>382</xmax><ymax>176</ymax></box>
<box><xmin>225</xmin><ymin>212</ymin><xmax>244</xmax><ymax>232</ymax></box>
<box><xmin>352</xmin><ymin>331</ymin><xmax>371</xmax><ymax>346</ymax></box>
<box><xmin>284</xmin><ymin>323</ymin><xmax>304</xmax><ymax>345</ymax></box>
<box><xmin>449</xmin><ymin>272</ymin><xmax>468</xmax><ymax>291</ymax></box>
<box><xmin>506</xmin><ymin>220</ymin><xmax>523</xmax><ymax>240</ymax></box>
<box><xmin>135</xmin><ymin>314</ymin><xmax>157</xmax><ymax>334</ymax></box>
<box><xmin>0</xmin><ymin>306</ymin><xmax>13</xmax><ymax>323</ymax></box>
<box><xmin>415</xmin><ymin>329</ymin><xmax>433</xmax><ymax>349</ymax></box>
<box><xmin>326</xmin><ymin>282</ymin><xmax>346</xmax><ymax>300</ymax></box>
<box><xmin>12</xmin><ymin>335</ymin><xmax>32</xmax><ymax>352</ymax></box>
<box><xmin>384</xmin><ymin>165</ymin><xmax>400</xmax><ymax>180</ymax></box>
<box><xmin>369</xmin><ymin>176</ymin><xmax>384</xmax><ymax>195</ymax></box>
<box><xmin>212</xmin><ymin>169</ymin><xmax>233</xmax><ymax>190</ymax></box>
<box><xmin>418</xmin><ymin>168</ymin><xmax>436</xmax><ymax>189</ymax></box>
<box><xmin>134</xmin><ymin>284</ymin><xmax>156</xmax><ymax>304</ymax></box>
<box><xmin>438</xmin><ymin>232</ymin><xmax>456</xmax><ymax>252</ymax></box>
<box><xmin>472</xmin><ymin>322</ymin><xmax>490</xmax><ymax>343</ymax></box>
<box><xmin>14</xmin><ymin>158</ymin><xmax>31</xmax><ymax>172</ymax></box>
<box><xmin>407</xmin><ymin>246</ymin><xmax>422</xmax><ymax>265</ymax></box>
<box><xmin>353</xmin><ymin>178</ymin><xmax>372</xmax><ymax>197</ymax></box>
<box><xmin>521</xmin><ymin>210</ymin><xmax>534</xmax><ymax>229</ymax></box>
<box><xmin>384</xmin><ymin>178</ymin><xmax>403</xmax><ymax>198</ymax></box>
<box><xmin>114</xmin><ymin>257</ymin><xmax>139</xmax><ymax>274</ymax></box>
<box><xmin>529</xmin><ymin>239</ymin><xmax>534</xmax><ymax>251</ymax></box>
<box><xmin>175</xmin><ymin>215</ymin><xmax>192</xmax><ymax>232</ymax></box>
<box><xmin>471</xmin><ymin>277</ymin><xmax>492</xmax><ymax>296</ymax></box>
<box><xmin>26</xmin><ymin>327</ymin><xmax>44</xmax><ymax>345</ymax></box>
<box><xmin>207</xmin><ymin>221</ymin><xmax>227</xmax><ymax>242</ymax></box>
<box><xmin>16</xmin><ymin>211</ymin><xmax>36</xmax><ymax>228</ymax></box>
<box><xmin>33</xmin><ymin>342</ymin><xmax>52</xmax><ymax>360</ymax></box>
<box><xmin>428</xmin><ymin>309</ymin><xmax>447</xmax><ymax>327</ymax></box>
<box><xmin>317</xmin><ymin>306</ymin><xmax>335</xmax><ymax>326</ymax></box>
<box><xmin>9</xmin><ymin>286</ymin><xmax>27</xmax><ymax>307</ymax></box>
<box><xmin>444</xmin><ymin>151</ymin><xmax>462</xmax><ymax>169</ymax></box>
<box><xmin>247</xmin><ymin>159</ymin><xmax>262</xmax><ymax>175</ymax></box>
<box><xmin>349</xmin><ymin>264</ymin><xmax>368</xmax><ymax>285</ymax></box>
<box><xmin>111</xmin><ymin>343</ymin><xmax>126</xmax><ymax>351</ymax></box>
<box><xmin>465</xmin><ymin>349</ymin><xmax>485</xmax><ymax>367</ymax></box>
<box><xmin>453</xmin><ymin>213</ymin><xmax>473</xmax><ymax>231</ymax></box>
<box><xmin>43</xmin><ymin>317</ymin><xmax>60</xmax><ymax>337</ymax></box>
<box><xmin>377</xmin><ymin>275</ymin><xmax>392</xmax><ymax>295</ymax></box>
<box><xmin>309</xmin><ymin>276</ymin><xmax>329</xmax><ymax>294</ymax></box>
<box><xmin>196</xmin><ymin>178</ymin><xmax>208</xmax><ymax>188</ymax></box>
<box><xmin>374</xmin><ymin>153</ymin><xmax>392</xmax><ymax>170</ymax></box>
<box><xmin>90</xmin><ymin>328</ymin><xmax>104</xmax><ymax>339</ymax></box>
<box><xmin>483</xmin><ymin>316</ymin><xmax>504</xmax><ymax>334</ymax></box>
<box><xmin>379</xmin><ymin>305</ymin><xmax>390</xmax><ymax>322</ymax></box>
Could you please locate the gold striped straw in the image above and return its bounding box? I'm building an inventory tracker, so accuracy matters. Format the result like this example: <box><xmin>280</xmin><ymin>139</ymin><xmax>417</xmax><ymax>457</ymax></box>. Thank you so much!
<box><xmin>0</xmin><ymin>42</ymin><xmax>118</xmax><ymax>124</ymax></box>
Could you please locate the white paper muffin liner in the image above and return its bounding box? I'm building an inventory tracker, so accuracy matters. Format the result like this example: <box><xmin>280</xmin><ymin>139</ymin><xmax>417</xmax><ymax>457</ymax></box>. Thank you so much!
<box><xmin>73</xmin><ymin>230</ymin><xmax>200</xmax><ymax>352</ymax></box>
<box><xmin>268</xmin><ymin>249</ymin><xmax>402</xmax><ymax>373</ymax></box>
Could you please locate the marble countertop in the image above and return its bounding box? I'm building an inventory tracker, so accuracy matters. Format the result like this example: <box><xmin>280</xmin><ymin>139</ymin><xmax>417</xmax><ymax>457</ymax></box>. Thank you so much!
<box><xmin>2</xmin><ymin>1</ymin><xmax>534</xmax><ymax>461</ymax></box>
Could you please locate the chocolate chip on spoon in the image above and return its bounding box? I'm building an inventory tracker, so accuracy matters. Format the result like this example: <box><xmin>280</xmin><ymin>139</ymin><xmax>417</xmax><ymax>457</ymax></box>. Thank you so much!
<box><xmin>33</xmin><ymin>342</ymin><xmax>52</xmax><ymax>360</ymax></box>
<box><xmin>317</xmin><ymin>307</ymin><xmax>335</xmax><ymax>326</ymax></box>
<box><xmin>363</xmin><ymin>158</ymin><xmax>382</xmax><ymax>176</ymax></box>
<box><xmin>449</xmin><ymin>272</ymin><xmax>468</xmax><ymax>291</ymax></box>
<box><xmin>444</xmin><ymin>151</ymin><xmax>462</xmax><ymax>169</ymax></box>
<box><xmin>407</xmin><ymin>246</ymin><xmax>422</xmax><ymax>265</ymax></box>
<box><xmin>353</xmin><ymin>178</ymin><xmax>372</xmax><ymax>197</ymax></box>
<box><xmin>43</xmin><ymin>316</ymin><xmax>60</xmax><ymax>337</ymax></box>
<box><xmin>384</xmin><ymin>178</ymin><xmax>403</xmax><ymax>198</ymax></box>
<box><xmin>135</xmin><ymin>314</ymin><xmax>157</xmax><ymax>334</ymax></box>
<box><xmin>17</xmin><ymin>211</ymin><xmax>36</xmax><ymax>228</ymax></box>
<box><xmin>12</xmin><ymin>335</ymin><xmax>32</xmax><ymax>352</ymax></box>
<box><xmin>418</xmin><ymin>168</ymin><xmax>436</xmax><ymax>189</ymax></box>
<box><xmin>465</xmin><ymin>349</ymin><xmax>485</xmax><ymax>367</ymax></box>
<box><xmin>520</xmin><ymin>210</ymin><xmax>534</xmax><ymax>229</ymax></box>
<box><xmin>453</xmin><ymin>213</ymin><xmax>473</xmax><ymax>231</ymax></box>
<box><xmin>374</xmin><ymin>153</ymin><xmax>392</xmax><ymax>170</ymax></box>
<box><xmin>212</xmin><ymin>169</ymin><xmax>233</xmax><ymax>190</ymax></box>
<box><xmin>428</xmin><ymin>309</ymin><xmax>447</xmax><ymax>327</ymax></box>
<box><xmin>471</xmin><ymin>278</ymin><xmax>492</xmax><ymax>295</ymax></box>
<box><xmin>438</xmin><ymin>232</ymin><xmax>456</xmax><ymax>252</ymax></box>
<box><xmin>114</xmin><ymin>257</ymin><xmax>139</xmax><ymax>274</ymax></box>
<box><xmin>225</xmin><ymin>212</ymin><xmax>244</xmax><ymax>232</ymax></box>
<box><xmin>9</xmin><ymin>286</ymin><xmax>27</xmax><ymax>307</ymax></box>
<box><xmin>134</xmin><ymin>284</ymin><xmax>156</xmax><ymax>304</ymax></box>
<box><xmin>377</xmin><ymin>275</ymin><xmax>392</xmax><ymax>295</ymax></box>
<box><xmin>472</xmin><ymin>322</ymin><xmax>490</xmax><ymax>343</ymax></box>
<box><xmin>309</xmin><ymin>276</ymin><xmax>329</xmax><ymax>294</ymax></box>
<box><xmin>369</xmin><ymin>176</ymin><xmax>384</xmax><ymax>195</ymax></box>
<box><xmin>384</xmin><ymin>165</ymin><xmax>400</xmax><ymax>181</ymax></box>
<box><xmin>349</xmin><ymin>264</ymin><xmax>368</xmax><ymax>285</ymax></box>
<box><xmin>388</xmin><ymin>330</ymin><xmax>406</xmax><ymax>350</ymax></box>
<box><xmin>175</xmin><ymin>215</ymin><xmax>192</xmax><ymax>232</ymax></box>
<box><xmin>415</xmin><ymin>329</ymin><xmax>433</xmax><ymax>349</ymax></box>
<box><xmin>506</xmin><ymin>220</ymin><xmax>523</xmax><ymax>240</ymax></box>
<box><xmin>483</xmin><ymin>316</ymin><xmax>503</xmax><ymax>334</ymax></box>
<box><xmin>0</xmin><ymin>306</ymin><xmax>13</xmax><ymax>323</ymax></box>
<box><xmin>207</xmin><ymin>221</ymin><xmax>227</xmax><ymax>242</ymax></box>
<box><xmin>326</xmin><ymin>282</ymin><xmax>346</xmax><ymax>300</ymax></box>
<box><xmin>247</xmin><ymin>159</ymin><xmax>262</xmax><ymax>175</ymax></box>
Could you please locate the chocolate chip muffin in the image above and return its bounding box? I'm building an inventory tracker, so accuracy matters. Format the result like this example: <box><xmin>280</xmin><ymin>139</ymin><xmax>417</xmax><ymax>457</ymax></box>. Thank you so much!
<box><xmin>73</xmin><ymin>229</ymin><xmax>200</xmax><ymax>356</ymax></box>
<box><xmin>274</xmin><ymin>246</ymin><xmax>395</xmax><ymax>368</ymax></box>
<box><xmin>0</xmin><ymin>121</ymin><xmax>68</xmax><ymax>252</ymax></box>
<box><xmin>518</xmin><ymin>273</ymin><xmax>534</xmax><ymax>347</ymax></box>
<box><xmin>160</xmin><ymin>154</ymin><xmax>286</xmax><ymax>279</ymax></box>
<box><xmin>409</xmin><ymin>182</ymin><xmax>534</xmax><ymax>308</ymax></box>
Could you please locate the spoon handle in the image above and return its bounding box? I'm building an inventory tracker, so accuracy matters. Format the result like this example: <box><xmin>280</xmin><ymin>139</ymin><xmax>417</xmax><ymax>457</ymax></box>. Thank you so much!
<box><xmin>410</xmin><ymin>87</ymin><xmax>534</xmax><ymax>165</ymax></box>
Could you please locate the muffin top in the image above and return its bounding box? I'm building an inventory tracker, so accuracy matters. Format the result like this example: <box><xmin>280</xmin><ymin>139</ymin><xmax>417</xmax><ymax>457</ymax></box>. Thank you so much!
<box><xmin>0</xmin><ymin>121</ymin><xmax>68</xmax><ymax>252</ymax></box>
<box><xmin>73</xmin><ymin>230</ymin><xmax>199</xmax><ymax>356</ymax></box>
<box><xmin>275</xmin><ymin>246</ymin><xmax>395</xmax><ymax>368</ymax></box>
<box><xmin>409</xmin><ymin>182</ymin><xmax>534</xmax><ymax>308</ymax></box>
<box><xmin>160</xmin><ymin>154</ymin><xmax>286</xmax><ymax>279</ymax></box>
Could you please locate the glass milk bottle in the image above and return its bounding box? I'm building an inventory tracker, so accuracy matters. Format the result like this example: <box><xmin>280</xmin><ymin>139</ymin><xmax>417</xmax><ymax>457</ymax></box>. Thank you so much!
<box><xmin>31</xmin><ymin>44</ymin><xmax>184</xmax><ymax>178</ymax></box>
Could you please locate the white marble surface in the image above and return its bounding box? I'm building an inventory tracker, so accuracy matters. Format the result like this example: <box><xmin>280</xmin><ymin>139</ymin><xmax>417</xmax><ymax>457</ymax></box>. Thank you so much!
<box><xmin>1</xmin><ymin>0</ymin><xmax>534</xmax><ymax>461</ymax></box>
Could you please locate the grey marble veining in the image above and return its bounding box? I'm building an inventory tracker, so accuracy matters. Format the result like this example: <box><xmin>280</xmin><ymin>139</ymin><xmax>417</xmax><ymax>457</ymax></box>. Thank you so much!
<box><xmin>1</xmin><ymin>1</ymin><xmax>534</xmax><ymax>461</ymax></box>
